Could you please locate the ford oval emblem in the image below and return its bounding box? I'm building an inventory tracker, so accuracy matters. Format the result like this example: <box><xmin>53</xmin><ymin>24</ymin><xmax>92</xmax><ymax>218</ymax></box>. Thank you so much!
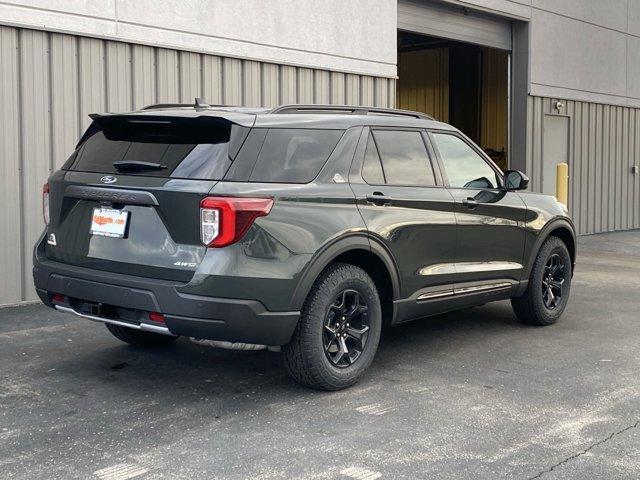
<box><xmin>100</xmin><ymin>175</ymin><xmax>117</xmax><ymax>184</ymax></box>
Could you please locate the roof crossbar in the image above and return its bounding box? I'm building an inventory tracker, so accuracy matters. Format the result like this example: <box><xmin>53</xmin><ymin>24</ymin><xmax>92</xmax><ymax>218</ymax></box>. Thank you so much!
<box><xmin>270</xmin><ymin>104</ymin><xmax>434</xmax><ymax>120</ymax></box>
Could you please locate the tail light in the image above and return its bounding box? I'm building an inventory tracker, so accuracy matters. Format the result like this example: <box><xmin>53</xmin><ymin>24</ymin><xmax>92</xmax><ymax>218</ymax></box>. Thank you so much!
<box><xmin>200</xmin><ymin>196</ymin><xmax>273</xmax><ymax>247</ymax></box>
<box><xmin>149</xmin><ymin>312</ymin><xmax>166</xmax><ymax>324</ymax></box>
<box><xmin>43</xmin><ymin>183</ymin><xmax>50</xmax><ymax>225</ymax></box>
<box><xmin>51</xmin><ymin>293</ymin><xmax>66</xmax><ymax>303</ymax></box>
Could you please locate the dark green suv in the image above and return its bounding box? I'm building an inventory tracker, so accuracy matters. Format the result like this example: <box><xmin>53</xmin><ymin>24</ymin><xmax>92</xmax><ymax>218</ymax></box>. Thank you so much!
<box><xmin>33</xmin><ymin>102</ymin><xmax>576</xmax><ymax>390</ymax></box>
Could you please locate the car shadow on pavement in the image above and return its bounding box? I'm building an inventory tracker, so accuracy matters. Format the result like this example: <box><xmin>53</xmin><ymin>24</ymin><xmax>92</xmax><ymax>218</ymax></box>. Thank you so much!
<box><xmin>44</xmin><ymin>300</ymin><xmax>522</xmax><ymax>402</ymax></box>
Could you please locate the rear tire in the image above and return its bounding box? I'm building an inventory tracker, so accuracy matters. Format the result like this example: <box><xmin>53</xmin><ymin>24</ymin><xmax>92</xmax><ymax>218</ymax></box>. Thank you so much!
<box><xmin>282</xmin><ymin>263</ymin><xmax>382</xmax><ymax>391</ymax></box>
<box><xmin>105</xmin><ymin>323</ymin><xmax>178</xmax><ymax>347</ymax></box>
<box><xmin>512</xmin><ymin>236</ymin><xmax>572</xmax><ymax>326</ymax></box>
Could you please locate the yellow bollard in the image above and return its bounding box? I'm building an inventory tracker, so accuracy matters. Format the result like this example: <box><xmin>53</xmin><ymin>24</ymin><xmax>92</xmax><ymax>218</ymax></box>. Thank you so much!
<box><xmin>556</xmin><ymin>162</ymin><xmax>569</xmax><ymax>206</ymax></box>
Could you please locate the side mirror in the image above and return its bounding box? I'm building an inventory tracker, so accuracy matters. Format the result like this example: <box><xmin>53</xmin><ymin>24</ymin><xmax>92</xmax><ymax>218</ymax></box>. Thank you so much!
<box><xmin>504</xmin><ymin>170</ymin><xmax>529</xmax><ymax>191</ymax></box>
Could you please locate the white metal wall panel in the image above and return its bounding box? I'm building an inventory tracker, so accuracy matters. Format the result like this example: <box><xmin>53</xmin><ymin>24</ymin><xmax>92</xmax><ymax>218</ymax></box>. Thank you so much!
<box><xmin>261</xmin><ymin>63</ymin><xmax>280</xmax><ymax>107</ymax></box>
<box><xmin>19</xmin><ymin>29</ymin><xmax>51</xmax><ymax>301</ymax></box>
<box><xmin>345</xmin><ymin>74</ymin><xmax>360</xmax><ymax>105</ymax></box>
<box><xmin>242</xmin><ymin>60</ymin><xmax>261</xmax><ymax>107</ymax></box>
<box><xmin>0</xmin><ymin>25</ymin><xmax>395</xmax><ymax>305</ymax></box>
<box><xmin>222</xmin><ymin>57</ymin><xmax>242</xmax><ymax>105</ymax></box>
<box><xmin>314</xmin><ymin>70</ymin><xmax>330</xmax><ymax>104</ymax></box>
<box><xmin>132</xmin><ymin>44</ymin><xmax>156</xmax><ymax>107</ymax></box>
<box><xmin>50</xmin><ymin>34</ymin><xmax>79</xmax><ymax>170</ymax></box>
<box><xmin>527</xmin><ymin>96</ymin><xmax>640</xmax><ymax>235</ymax></box>
<box><xmin>179</xmin><ymin>51</ymin><xmax>201</xmax><ymax>103</ymax></box>
<box><xmin>398</xmin><ymin>0</ymin><xmax>512</xmax><ymax>51</ymax></box>
<box><xmin>156</xmin><ymin>48</ymin><xmax>179</xmax><ymax>103</ymax></box>
<box><xmin>280</xmin><ymin>66</ymin><xmax>297</xmax><ymax>104</ymax></box>
<box><xmin>201</xmin><ymin>55</ymin><xmax>222</xmax><ymax>105</ymax></box>
<box><xmin>297</xmin><ymin>68</ymin><xmax>314</xmax><ymax>104</ymax></box>
<box><xmin>78</xmin><ymin>37</ymin><xmax>106</xmax><ymax>131</ymax></box>
<box><xmin>106</xmin><ymin>42</ymin><xmax>132</xmax><ymax>112</ymax></box>
<box><xmin>361</xmin><ymin>76</ymin><xmax>375</xmax><ymax>107</ymax></box>
<box><xmin>0</xmin><ymin>26</ymin><xmax>22</xmax><ymax>304</ymax></box>
<box><xmin>373</xmin><ymin>78</ymin><xmax>388</xmax><ymax>107</ymax></box>
<box><xmin>330</xmin><ymin>72</ymin><xmax>345</xmax><ymax>105</ymax></box>
<box><xmin>388</xmin><ymin>81</ymin><xmax>396</xmax><ymax>118</ymax></box>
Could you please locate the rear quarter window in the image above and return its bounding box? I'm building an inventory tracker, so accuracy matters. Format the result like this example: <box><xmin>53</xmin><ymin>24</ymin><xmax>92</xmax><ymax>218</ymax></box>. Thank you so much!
<box><xmin>248</xmin><ymin>129</ymin><xmax>343</xmax><ymax>183</ymax></box>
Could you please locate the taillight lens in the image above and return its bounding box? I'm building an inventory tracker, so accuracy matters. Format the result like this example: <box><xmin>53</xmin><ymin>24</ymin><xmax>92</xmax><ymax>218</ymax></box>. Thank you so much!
<box><xmin>149</xmin><ymin>312</ymin><xmax>166</xmax><ymax>324</ymax></box>
<box><xmin>51</xmin><ymin>293</ymin><xmax>66</xmax><ymax>303</ymax></box>
<box><xmin>200</xmin><ymin>197</ymin><xmax>273</xmax><ymax>247</ymax></box>
<box><xmin>43</xmin><ymin>183</ymin><xmax>50</xmax><ymax>225</ymax></box>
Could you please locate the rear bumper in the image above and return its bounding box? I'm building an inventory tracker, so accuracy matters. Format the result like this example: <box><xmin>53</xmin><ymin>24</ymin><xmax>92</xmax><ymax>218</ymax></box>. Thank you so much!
<box><xmin>33</xmin><ymin>251</ymin><xmax>300</xmax><ymax>346</ymax></box>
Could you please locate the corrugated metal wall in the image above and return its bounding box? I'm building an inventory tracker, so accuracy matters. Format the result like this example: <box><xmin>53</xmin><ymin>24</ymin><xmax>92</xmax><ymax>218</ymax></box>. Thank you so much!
<box><xmin>526</xmin><ymin>96</ymin><xmax>640</xmax><ymax>235</ymax></box>
<box><xmin>0</xmin><ymin>25</ymin><xmax>396</xmax><ymax>305</ymax></box>
<box><xmin>396</xmin><ymin>48</ymin><xmax>449</xmax><ymax>121</ymax></box>
<box><xmin>480</xmin><ymin>47</ymin><xmax>508</xmax><ymax>170</ymax></box>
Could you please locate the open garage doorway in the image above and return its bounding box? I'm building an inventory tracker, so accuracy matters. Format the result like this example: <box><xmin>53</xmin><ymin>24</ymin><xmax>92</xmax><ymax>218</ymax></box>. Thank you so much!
<box><xmin>397</xmin><ymin>31</ymin><xmax>510</xmax><ymax>170</ymax></box>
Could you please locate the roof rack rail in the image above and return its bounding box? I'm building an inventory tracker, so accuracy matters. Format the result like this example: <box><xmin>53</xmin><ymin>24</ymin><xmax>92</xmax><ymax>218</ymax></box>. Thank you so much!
<box><xmin>270</xmin><ymin>104</ymin><xmax>434</xmax><ymax>120</ymax></box>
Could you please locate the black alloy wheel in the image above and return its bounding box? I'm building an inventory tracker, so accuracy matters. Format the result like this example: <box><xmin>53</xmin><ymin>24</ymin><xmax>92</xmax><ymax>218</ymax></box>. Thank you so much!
<box><xmin>511</xmin><ymin>236</ymin><xmax>572</xmax><ymax>326</ymax></box>
<box><xmin>541</xmin><ymin>253</ymin><xmax>565</xmax><ymax>310</ymax></box>
<box><xmin>323</xmin><ymin>289</ymin><xmax>370</xmax><ymax>368</ymax></box>
<box><xmin>282</xmin><ymin>262</ymin><xmax>382</xmax><ymax>390</ymax></box>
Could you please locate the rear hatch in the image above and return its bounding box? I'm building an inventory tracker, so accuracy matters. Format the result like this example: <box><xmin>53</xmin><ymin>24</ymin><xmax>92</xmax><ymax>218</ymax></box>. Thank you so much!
<box><xmin>45</xmin><ymin>112</ymin><xmax>253</xmax><ymax>282</ymax></box>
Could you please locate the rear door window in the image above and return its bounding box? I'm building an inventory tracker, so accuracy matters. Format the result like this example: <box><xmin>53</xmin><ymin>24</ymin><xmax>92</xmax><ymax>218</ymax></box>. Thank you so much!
<box><xmin>361</xmin><ymin>134</ymin><xmax>385</xmax><ymax>184</ymax></box>
<box><xmin>248</xmin><ymin>129</ymin><xmax>343</xmax><ymax>183</ymax></box>
<box><xmin>67</xmin><ymin>116</ymin><xmax>247</xmax><ymax>180</ymax></box>
<box><xmin>362</xmin><ymin>130</ymin><xmax>436</xmax><ymax>186</ymax></box>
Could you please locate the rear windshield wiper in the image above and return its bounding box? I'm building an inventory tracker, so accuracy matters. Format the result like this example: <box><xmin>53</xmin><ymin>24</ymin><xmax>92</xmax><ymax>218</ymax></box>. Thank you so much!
<box><xmin>112</xmin><ymin>161</ymin><xmax>167</xmax><ymax>172</ymax></box>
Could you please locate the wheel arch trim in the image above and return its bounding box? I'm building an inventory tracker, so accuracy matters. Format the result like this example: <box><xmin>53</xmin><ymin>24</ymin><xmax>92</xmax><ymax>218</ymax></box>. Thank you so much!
<box><xmin>288</xmin><ymin>233</ymin><xmax>401</xmax><ymax>311</ymax></box>
<box><xmin>524</xmin><ymin>217</ymin><xmax>576</xmax><ymax>279</ymax></box>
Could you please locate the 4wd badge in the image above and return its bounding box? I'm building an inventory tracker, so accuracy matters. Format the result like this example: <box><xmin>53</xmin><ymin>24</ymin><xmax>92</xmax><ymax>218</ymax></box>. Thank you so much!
<box><xmin>173</xmin><ymin>261</ymin><xmax>197</xmax><ymax>268</ymax></box>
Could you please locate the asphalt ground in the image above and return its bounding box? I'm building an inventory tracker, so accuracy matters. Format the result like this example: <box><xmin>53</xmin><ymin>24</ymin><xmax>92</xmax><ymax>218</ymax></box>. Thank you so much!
<box><xmin>1</xmin><ymin>230</ymin><xmax>639</xmax><ymax>479</ymax></box>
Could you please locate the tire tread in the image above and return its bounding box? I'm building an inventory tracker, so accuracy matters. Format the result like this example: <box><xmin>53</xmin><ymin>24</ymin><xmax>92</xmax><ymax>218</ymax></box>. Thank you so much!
<box><xmin>283</xmin><ymin>263</ymin><xmax>380</xmax><ymax>390</ymax></box>
<box><xmin>512</xmin><ymin>236</ymin><xmax>571</xmax><ymax>326</ymax></box>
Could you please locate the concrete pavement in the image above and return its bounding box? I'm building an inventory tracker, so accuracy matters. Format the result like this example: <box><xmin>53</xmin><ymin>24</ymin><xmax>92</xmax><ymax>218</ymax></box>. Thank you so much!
<box><xmin>1</xmin><ymin>230</ymin><xmax>639</xmax><ymax>479</ymax></box>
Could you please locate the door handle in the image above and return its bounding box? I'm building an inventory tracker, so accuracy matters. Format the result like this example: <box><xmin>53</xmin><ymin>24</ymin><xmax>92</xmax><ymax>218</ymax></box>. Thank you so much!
<box><xmin>366</xmin><ymin>192</ymin><xmax>392</xmax><ymax>206</ymax></box>
<box><xmin>462</xmin><ymin>197</ymin><xmax>478</xmax><ymax>209</ymax></box>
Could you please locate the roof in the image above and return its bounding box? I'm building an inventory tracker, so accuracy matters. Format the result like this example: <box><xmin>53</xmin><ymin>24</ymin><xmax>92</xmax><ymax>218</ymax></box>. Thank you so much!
<box><xmin>92</xmin><ymin>100</ymin><xmax>454</xmax><ymax>130</ymax></box>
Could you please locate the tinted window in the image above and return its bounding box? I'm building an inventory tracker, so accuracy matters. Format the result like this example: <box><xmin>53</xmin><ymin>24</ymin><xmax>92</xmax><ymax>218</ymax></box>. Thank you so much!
<box><xmin>249</xmin><ymin>129</ymin><xmax>343</xmax><ymax>183</ymax></box>
<box><xmin>68</xmin><ymin>116</ymin><xmax>245</xmax><ymax>180</ymax></box>
<box><xmin>371</xmin><ymin>130</ymin><xmax>435</xmax><ymax>186</ymax></box>
<box><xmin>361</xmin><ymin>135</ymin><xmax>385</xmax><ymax>184</ymax></box>
<box><xmin>431</xmin><ymin>133</ymin><xmax>499</xmax><ymax>189</ymax></box>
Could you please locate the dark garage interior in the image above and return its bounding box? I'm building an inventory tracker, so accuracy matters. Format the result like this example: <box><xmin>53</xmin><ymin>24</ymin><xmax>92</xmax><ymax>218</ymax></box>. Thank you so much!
<box><xmin>397</xmin><ymin>31</ymin><xmax>510</xmax><ymax>170</ymax></box>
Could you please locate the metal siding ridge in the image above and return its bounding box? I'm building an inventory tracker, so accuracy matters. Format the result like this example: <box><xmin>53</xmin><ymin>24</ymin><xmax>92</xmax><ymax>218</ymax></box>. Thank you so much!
<box><xmin>0</xmin><ymin>26</ymin><xmax>22</xmax><ymax>303</ymax></box>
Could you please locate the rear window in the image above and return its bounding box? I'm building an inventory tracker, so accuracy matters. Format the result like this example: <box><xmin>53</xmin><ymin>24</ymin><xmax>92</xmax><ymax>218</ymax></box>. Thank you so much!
<box><xmin>248</xmin><ymin>129</ymin><xmax>343</xmax><ymax>183</ymax></box>
<box><xmin>66</xmin><ymin>116</ymin><xmax>248</xmax><ymax>180</ymax></box>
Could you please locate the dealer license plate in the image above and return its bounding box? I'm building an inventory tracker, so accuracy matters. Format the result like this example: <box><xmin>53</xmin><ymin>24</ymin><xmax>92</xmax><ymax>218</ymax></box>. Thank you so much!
<box><xmin>90</xmin><ymin>208</ymin><xmax>129</xmax><ymax>238</ymax></box>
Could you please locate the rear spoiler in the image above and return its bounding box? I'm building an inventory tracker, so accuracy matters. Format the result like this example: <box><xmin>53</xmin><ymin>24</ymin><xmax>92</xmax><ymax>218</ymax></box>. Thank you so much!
<box><xmin>77</xmin><ymin>111</ymin><xmax>256</xmax><ymax>149</ymax></box>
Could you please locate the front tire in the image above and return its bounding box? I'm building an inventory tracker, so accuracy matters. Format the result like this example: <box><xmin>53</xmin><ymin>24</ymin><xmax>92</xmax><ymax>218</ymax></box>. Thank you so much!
<box><xmin>512</xmin><ymin>236</ymin><xmax>572</xmax><ymax>326</ymax></box>
<box><xmin>105</xmin><ymin>323</ymin><xmax>178</xmax><ymax>347</ymax></box>
<box><xmin>283</xmin><ymin>263</ymin><xmax>382</xmax><ymax>391</ymax></box>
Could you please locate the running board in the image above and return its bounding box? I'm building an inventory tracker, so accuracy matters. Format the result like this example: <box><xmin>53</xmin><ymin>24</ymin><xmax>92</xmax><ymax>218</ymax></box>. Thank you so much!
<box><xmin>417</xmin><ymin>282</ymin><xmax>513</xmax><ymax>302</ymax></box>
<box><xmin>54</xmin><ymin>305</ymin><xmax>174</xmax><ymax>336</ymax></box>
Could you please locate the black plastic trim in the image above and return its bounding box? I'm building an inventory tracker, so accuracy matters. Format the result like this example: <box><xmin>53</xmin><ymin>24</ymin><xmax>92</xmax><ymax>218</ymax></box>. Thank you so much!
<box><xmin>288</xmin><ymin>233</ymin><xmax>401</xmax><ymax>311</ymax></box>
<box><xmin>33</xmin><ymin>253</ymin><xmax>300</xmax><ymax>345</ymax></box>
<box><xmin>65</xmin><ymin>185</ymin><xmax>159</xmax><ymax>206</ymax></box>
<box><xmin>523</xmin><ymin>217</ymin><xmax>577</xmax><ymax>279</ymax></box>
